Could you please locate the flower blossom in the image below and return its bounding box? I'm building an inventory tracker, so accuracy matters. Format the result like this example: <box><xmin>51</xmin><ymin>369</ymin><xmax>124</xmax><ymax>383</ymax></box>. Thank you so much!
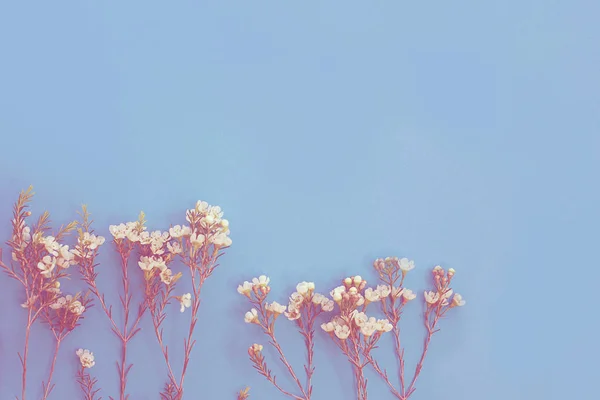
<box><xmin>244</xmin><ymin>308</ymin><xmax>259</xmax><ymax>323</ymax></box>
<box><xmin>266</xmin><ymin>301</ymin><xmax>286</xmax><ymax>315</ymax></box>
<box><xmin>160</xmin><ymin>268</ymin><xmax>174</xmax><ymax>284</ymax></box>
<box><xmin>237</xmin><ymin>281</ymin><xmax>253</xmax><ymax>296</ymax></box>
<box><xmin>76</xmin><ymin>349</ymin><xmax>95</xmax><ymax>368</ymax></box>
<box><xmin>252</xmin><ymin>275</ymin><xmax>270</xmax><ymax>288</ymax></box>
<box><xmin>167</xmin><ymin>241</ymin><xmax>182</xmax><ymax>254</ymax></box>
<box><xmin>334</xmin><ymin>323</ymin><xmax>350</xmax><ymax>340</ymax></box>
<box><xmin>169</xmin><ymin>225</ymin><xmax>192</xmax><ymax>238</ymax></box>
<box><xmin>424</xmin><ymin>291</ymin><xmax>440</xmax><ymax>305</ymax></box>
<box><xmin>402</xmin><ymin>289</ymin><xmax>416</xmax><ymax>301</ymax></box>
<box><xmin>37</xmin><ymin>255</ymin><xmax>56</xmax><ymax>278</ymax></box>
<box><xmin>399</xmin><ymin>257</ymin><xmax>415</xmax><ymax>273</ymax></box>
<box><xmin>296</xmin><ymin>281</ymin><xmax>315</xmax><ymax>295</ymax></box>
<box><xmin>451</xmin><ymin>293</ymin><xmax>466</xmax><ymax>307</ymax></box>
<box><xmin>179</xmin><ymin>293</ymin><xmax>192</xmax><ymax>312</ymax></box>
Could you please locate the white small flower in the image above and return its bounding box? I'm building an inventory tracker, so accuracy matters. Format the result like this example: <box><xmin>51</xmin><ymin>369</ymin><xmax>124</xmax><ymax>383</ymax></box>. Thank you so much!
<box><xmin>289</xmin><ymin>292</ymin><xmax>304</xmax><ymax>306</ymax></box>
<box><xmin>284</xmin><ymin>305</ymin><xmax>301</xmax><ymax>321</ymax></box>
<box><xmin>377</xmin><ymin>285</ymin><xmax>391</xmax><ymax>298</ymax></box>
<box><xmin>76</xmin><ymin>349</ymin><xmax>95</xmax><ymax>368</ymax></box>
<box><xmin>399</xmin><ymin>258</ymin><xmax>415</xmax><ymax>273</ymax></box>
<box><xmin>321</xmin><ymin>322</ymin><xmax>335</xmax><ymax>332</ymax></box>
<box><xmin>252</xmin><ymin>275</ymin><xmax>270</xmax><ymax>288</ymax></box>
<box><xmin>190</xmin><ymin>232</ymin><xmax>205</xmax><ymax>247</ymax></box>
<box><xmin>330</xmin><ymin>286</ymin><xmax>346</xmax><ymax>302</ymax></box>
<box><xmin>22</xmin><ymin>226</ymin><xmax>31</xmax><ymax>242</ymax></box>
<box><xmin>211</xmin><ymin>232</ymin><xmax>232</xmax><ymax>247</ymax></box>
<box><xmin>57</xmin><ymin>245</ymin><xmax>74</xmax><ymax>269</ymax></box>
<box><xmin>296</xmin><ymin>281</ymin><xmax>313</xmax><ymax>295</ymax></box>
<box><xmin>311</xmin><ymin>293</ymin><xmax>325</xmax><ymax>305</ymax></box>
<box><xmin>334</xmin><ymin>324</ymin><xmax>350</xmax><ymax>340</ymax></box>
<box><xmin>42</xmin><ymin>236</ymin><xmax>60</xmax><ymax>256</ymax></box>
<box><xmin>321</xmin><ymin>299</ymin><xmax>334</xmax><ymax>312</ymax></box>
<box><xmin>364</xmin><ymin>287</ymin><xmax>381</xmax><ymax>302</ymax></box>
<box><xmin>160</xmin><ymin>268</ymin><xmax>174</xmax><ymax>285</ymax></box>
<box><xmin>69</xmin><ymin>300</ymin><xmax>85</xmax><ymax>315</ymax></box>
<box><xmin>237</xmin><ymin>281</ymin><xmax>253</xmax><ymax>296</ymax></box>
<box><xmin>451</xmin><ymin>293</ymin><xmax>466</xmax><ymax>307</ymax></box>
<box><xmin>360</xmin><ymin>320</ymin><xmax>378</xmax><ymax>337</ymax></box>
<box><xmin>179</xmin><ymin>293</ymin><xmax>192</xmax><ymax>312</ymax></box>
<box><xmin>138</xmin><ymin>256</ymin><xmax>153</xmax><ymax>271</ymax></box>
<box><xmin>352</xmin><ymin>311</ymin><xmax>368</xmax><ymax>327</ymax></box>
<box><xmin>169</xmin><ymin>225</ymin><xmax>185</xmax><ymax>238</ymax></box>
<box><xmin>266</xmin><ymin>301</ymin><xmax>286</xmax><ymax>315</ymax></box>
<box><xmin>244</xmin><ymin>308</ymin><xmax>259</xmax><ymax>323</ymax></box>
<box><xmin>37</xmin><ymin>255</ymin><xmax>56</xmax><ymax>278</ymax></box>
<box><xmin>402</xmin><ymin>289</ymin><xmax>416</xmax><ymax>301</ymax></box>
<box><xmin>50</xmin><ymin>296</ymin><xmax>67</xmax><ymax>309</ymax></box>
<box><xmin>167</xmin><ymin>241</ymin><xmax>182</xmax><ymax>254</ymax></box>
<box><xmin>376</xmin><ymin>319</ymin><xmax>393</xmax><ymax>332</ymax></box>
<box><xmin>424</xmin><ymin>291</ymin><xmax>440</xmax><ymax>304</ymax></box>
<box><xmin>109</xmin><ymin>224</ymin><xmax>127</xmax><ymax>239</ymax></box>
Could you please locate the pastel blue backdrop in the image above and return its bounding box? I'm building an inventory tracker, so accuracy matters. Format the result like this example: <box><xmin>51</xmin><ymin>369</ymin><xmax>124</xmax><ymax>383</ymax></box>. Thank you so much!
<box><xmin>0</xmin><ymin>1</ymin><xmax>598</xmax><ymax>399</ymax></box>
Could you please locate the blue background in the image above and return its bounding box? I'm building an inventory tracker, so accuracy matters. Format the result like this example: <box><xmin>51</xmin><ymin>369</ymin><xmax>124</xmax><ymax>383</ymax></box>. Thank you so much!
<box><xmin>1</xmin><ymin>1</ymin><xmax>598</xmax><ymax>399</ymax></box>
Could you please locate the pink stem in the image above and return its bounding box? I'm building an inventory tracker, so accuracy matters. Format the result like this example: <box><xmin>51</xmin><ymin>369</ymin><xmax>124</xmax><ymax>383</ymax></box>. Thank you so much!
<box><xmin>21</xmin><ymin>308</ymin><xmax>33</xmax><ymax>400</ymax></box>
<box><xmin>41</xmin><ymin>336</ymin><xmax>62</xmax><ymax>400</ymax></box>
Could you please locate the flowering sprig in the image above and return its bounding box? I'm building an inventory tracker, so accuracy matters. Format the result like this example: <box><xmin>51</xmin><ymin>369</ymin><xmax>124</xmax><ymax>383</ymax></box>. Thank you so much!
<box><xmin>77</xmin><ymin>206</ymin><xmax>144</xmax><ymax>400</ymax></box>
<box><xmin>320</xmin><ymin>275</ymin><xmax>394</xmax><ymax>400</ymax></box>
<box><xmin>365</xmin><ymin>258</ymin><xmax>466</xmax><ymax>400</ymax></box>
<box><xmin>0</xmin><ymin>187</ymin><xmax>79</xmax><ymax>400</ymax></box>
<box><xmin>76</xmin><ymin>349</ymin><xmax>101</xmax><ymax>400</ymax></box>
<box><xmin>107</xmin><ymin>200</ymin><xmax>231</xmax><ymax>400</ymax></box>
<box><xmin>238</xmin><ymin>277</ymin><xmax>333</xmax><ymax>399</ymax></box>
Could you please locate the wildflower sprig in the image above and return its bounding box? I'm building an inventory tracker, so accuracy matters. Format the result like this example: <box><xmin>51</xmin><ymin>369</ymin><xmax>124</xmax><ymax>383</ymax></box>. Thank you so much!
<box><xmin>0</xmin><ymin>187</ymin><xmax>83</xmax><ymax>400</ymax></box>
<box><xmin>238</xmin><ymin>276</ymin><xmax>333</xmax><ymax>400</ymax></box>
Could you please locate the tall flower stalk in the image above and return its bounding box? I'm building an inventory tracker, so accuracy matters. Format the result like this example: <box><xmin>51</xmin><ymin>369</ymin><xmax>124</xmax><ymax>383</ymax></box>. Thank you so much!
<box><xmin>108</xmin><ymin>200</ymin><xmax>232</xmax><ymax>400</ymax></box>
<box><xmin>0</xmin><ymin>186</ymin><xmax>84</xmax><ymax>400</ymax></box>
<box><xmin>78</xmin><ymin>208</ymin><xmax>142</xmax><ymax>400</ymax></box>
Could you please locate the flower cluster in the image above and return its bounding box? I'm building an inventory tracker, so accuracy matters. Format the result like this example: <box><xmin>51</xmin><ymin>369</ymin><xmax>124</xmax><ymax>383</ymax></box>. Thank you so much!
<box><xmin>239</xmin><ymin>258</ymin><xmax>467</xmax><ymax>400</ymax></box>
<box><xmin>105</xmin><ymin>200</ymin><xmax>232</xmax><ymax>400</ymax></box>
<box><xmin>238</xmin><ymin>276</ymin><xmax>333</xmax><ymax>400</ymax></box>
<box><xmin>76</xmin><ymin>349</ymin><xmax>96</xmax><ymax>369</ymax></box>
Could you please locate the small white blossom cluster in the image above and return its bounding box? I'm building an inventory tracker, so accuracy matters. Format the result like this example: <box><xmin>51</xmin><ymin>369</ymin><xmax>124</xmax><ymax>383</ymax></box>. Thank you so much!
<box><xmin>321</xmin><ymin>275</ymin><xmax>395</xmax><ymax>340</ymax></box>
<box><xmin>428</xmin><ymin>266</ymin><xmax>466</xmax><ymax>308</ymax></box>
<box><xmin>109</xmin><ymin>200</ymin><xmax>231</xmax><ymax>286</ymax></box>
<box><xmin>237</xmin><ymin>275</ymin><xmax>270</xmax><ymax>298</ymax></box>
<box><xmin>184</xmin><ymin>200</ymin><xmax>232</xmax><ymax>248</ymax></box>
<box><xmin>373</xmin><ymin>256</ymin><xmax>415</xmax><ymax>274</ymax></box>
<box><xmin>71</xmin><ymin>232</ymin><xmax>106</xmax><ymax>260</ymax></box>
<box><xmin>34</xmin><ymin>235</ymin><xmax>78</xmax><ymax>278</ymax></box>
<box><xmin>284</xmin><ymin>281</ymin><xmax>334</xmax><ymax>321</ymax></box>
<box><xmin>49</xmin><ymin>294</ymin><xmax>86</xmax><ymax>315</ymax></box>
<box><xmin>322</xmin><ymin>311</ymin><xmax>393</xmax><ymax>339</ymax></box>
<box><xmin>177</xmin><ymin>293</ymin><xmax>192</xmax><ymax>312</ymax></box>
<box><xmin>76</xmin><ymin>348</ymin><xmax>95</xmax><ymax>368</ymax></box>
<box><xmin>238</xmin><ymin>277</ymin><xmax>333</xmax><ymax>324</ymax></box>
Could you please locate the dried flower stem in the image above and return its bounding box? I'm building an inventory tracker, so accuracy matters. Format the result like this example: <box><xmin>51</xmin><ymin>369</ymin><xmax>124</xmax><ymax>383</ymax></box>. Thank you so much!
<box><xmin>77</xmin><ymin>366</ymin><xmax>102</xmax><ymax>400</ymax></box>
<box><xmin>249</xmin><ymin>298</ymin><xmax>309</xmax><ymax>400</ymax></box>
<box><xmin>146</xmin><ymin>274</ymin><xmax>179</xmax><ymax>392</ymax></box>
<box><xmin>41</xmin><ymin>336</ymin><xmax>62</xmax><ymax>400</ymax></box>
<box><xmin>176</xmin><ymin>246</ymin><xmax>218</xmax><ymax>399</ymax></box>
<box><xmin>77</xmin><ymin>209</ymin><xmax>144</xmax><ymax>400</ymax></box>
